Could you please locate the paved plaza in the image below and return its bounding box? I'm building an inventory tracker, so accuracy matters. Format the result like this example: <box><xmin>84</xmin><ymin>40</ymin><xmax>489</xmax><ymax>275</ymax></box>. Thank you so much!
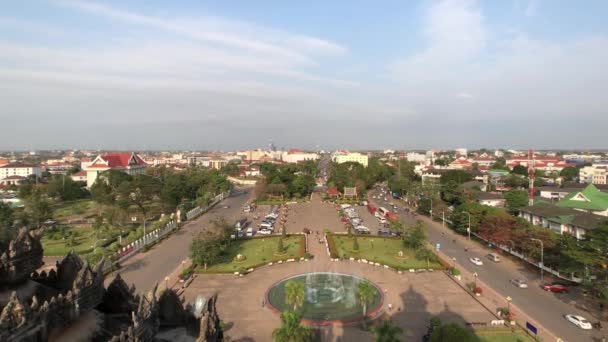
<box><xmin>182</xmin><ymin>194</ymin><xmax>494</xmax><ymax>341</ymax></box>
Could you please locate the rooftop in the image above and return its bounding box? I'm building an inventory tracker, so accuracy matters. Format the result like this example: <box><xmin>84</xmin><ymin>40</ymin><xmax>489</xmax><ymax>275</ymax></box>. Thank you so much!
<box><xmin>557</xmin><ymin>184</ymin><xmax>608</xmax><ymax>211</ymax></box>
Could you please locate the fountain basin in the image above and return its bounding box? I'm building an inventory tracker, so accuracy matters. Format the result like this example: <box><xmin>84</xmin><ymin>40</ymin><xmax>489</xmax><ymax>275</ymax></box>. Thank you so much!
<box><xmin>266</xmin><ymin>272</ymin><xmax>383</xmax><ymax>325</ymax></box>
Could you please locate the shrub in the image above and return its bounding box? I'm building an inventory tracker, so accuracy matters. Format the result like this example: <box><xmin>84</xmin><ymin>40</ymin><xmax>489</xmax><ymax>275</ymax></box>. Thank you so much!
<box><xmin>326</xmin><ymin>234</ymin><xmax>339</xmax><ymax>258</ymax></box>
<box><xmin>451</xmin><ymin>268</ymin><xmax>461</xmax><ymax>276</ymax></box>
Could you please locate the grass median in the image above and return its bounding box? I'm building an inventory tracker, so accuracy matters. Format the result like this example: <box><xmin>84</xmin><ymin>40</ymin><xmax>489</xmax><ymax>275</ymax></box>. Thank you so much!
<box><xmin>331</xmin><ymin>234</ymin><xmax>443</xmax><ymax>270</ymax></box>
<box><xmin>195</xmin><ymin>235</ymin><xmax>306</xmax><ymax>274</ymax></box>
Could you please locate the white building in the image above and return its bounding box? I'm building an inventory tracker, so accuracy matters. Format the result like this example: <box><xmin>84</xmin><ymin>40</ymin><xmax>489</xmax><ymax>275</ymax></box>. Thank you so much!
<box><xmin>0</xmin><ymin>162</ymin><xmax>41</xmax><ymax>185</ymax></box>
<box><xmin>281</xmin><ymin>151</ymin><xmax>319</xmax><ymax>164</ymax></box>
<box><xmin>580</xmin><ymin>165</ymin><xmax>608</xmax><ymax>185</ymax></box>
<box><xmin>83</xmin><ymin>152</ymin><xmax>147</xmax><ymax>188</ymax></box>
<box><xmin>406</xmin><ymin>152</ymin><xmax>426</xmax><ymax>163</ymax></box>
<box><xmin>332</xmin><ymin>151</ymin><xmax>368</xmax><ymax>167</ymax></box>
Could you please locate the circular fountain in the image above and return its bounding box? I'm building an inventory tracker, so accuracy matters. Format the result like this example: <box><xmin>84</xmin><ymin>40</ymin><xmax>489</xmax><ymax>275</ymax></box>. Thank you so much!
<box><xmin>266</xmin><ymin>272</ymin><xmax>383</xmax><ymax>325</ymax></box>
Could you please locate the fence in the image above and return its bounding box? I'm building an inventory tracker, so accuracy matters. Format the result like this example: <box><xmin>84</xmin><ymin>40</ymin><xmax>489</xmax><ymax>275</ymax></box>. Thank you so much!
<box><xmin>186</xmin><ymin>191</ymin><xmax>230</xmax><ymax>221</ymax></box>
<box><xmin>101</xmin><ymin>190</ymin><xmax>231</xmax><ymax>274</ymax></box>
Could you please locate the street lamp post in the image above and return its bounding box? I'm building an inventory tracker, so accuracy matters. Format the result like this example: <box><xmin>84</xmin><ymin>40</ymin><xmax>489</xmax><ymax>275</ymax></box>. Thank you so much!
<box><xmin>530</xmin><ymin>238</ymin><xmax>544</xmax><ymax>283</ymax></box>
<box><xmin>473</xmin><ymin>272</ymin><xmax>478</xmax><ymax>288</ymax></box>
<box><xmin>452</xmin><ymin>257</ymin><xmax>456</xmax><ymax>270</ymax></box>
<box><xmin>506</xmin><ymin>296</ymin><xmax>512</xmax><ymax>314</ymax></box>
<box><xmin>465</xmin><ymin>212</ymin><xmax>471</xmax><ymax>240</ymax></box>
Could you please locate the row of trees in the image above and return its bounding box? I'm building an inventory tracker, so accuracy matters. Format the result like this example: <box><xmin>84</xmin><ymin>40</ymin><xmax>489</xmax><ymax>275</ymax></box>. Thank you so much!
<box><xmin>189</xmin><ymin>217</ymin><xmax>233</xmax><ymax>269</ymax></box>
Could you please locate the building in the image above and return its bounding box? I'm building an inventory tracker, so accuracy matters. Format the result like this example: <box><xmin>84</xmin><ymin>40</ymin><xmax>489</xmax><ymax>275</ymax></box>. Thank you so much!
<box><xmin>557</xmin><ymin>184</ymin><xmax>608</xmax><ymax>217</ymax></box>
<box><xmin>477</xmin><ymin>192</ymin><xmax>505</xmax><ymax>208</ymax></box>
<box><xmin>406</xmin><ymin>152</ymin><xmax>426</xmax><ymax>163</ymax></box>
<box><xmin>71</xmin><ymin>170</ymin><xmax>88</xmax><ymax>182</ymax></box>
<box><xmin>0</xmin><ymin>162</ymin><xmax>41</xmax><ymax>184</ymax></box>
<box><xmin>579</xmin><ymin>165</ymin><xmax>608</xmax><ymax>185</ymax></box>
<box><xmin>520</xmin><ymin>202</ymin><xmax>606</xmax><ymax>239</ymax></box>
<box><xmin>44</xmin><ymin>162</ymin><xmax>73</xmax><ymax>175</ymax></box>
<box><xmin>281</xmin><ymin>150</ymin><xmax>319</xmax><ymax>164</ymax></box>
<box><xmin>332</xmin><ymin>151</ymin><xmax>369</xmax><ymax>167</ymax></box>
<box><xmin>83</xmin><ymin>152</ymin><xmax>147</xmax><ymax>188</ymax></box>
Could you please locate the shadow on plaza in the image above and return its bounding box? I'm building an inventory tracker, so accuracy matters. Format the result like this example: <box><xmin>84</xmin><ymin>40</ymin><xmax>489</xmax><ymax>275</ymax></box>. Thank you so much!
<box><xmin>316</xmin><ymin>284</ymin><xmax>473</xmax><ymax>342</ymax></box>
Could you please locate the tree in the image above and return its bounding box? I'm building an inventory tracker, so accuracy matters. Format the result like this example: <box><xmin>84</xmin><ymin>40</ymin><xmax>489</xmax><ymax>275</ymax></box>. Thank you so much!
<box><xmin>415</xmin><ymin>247</ymin><xmax>434</xmax><ymax>268</ymax></box>
<box><xmin>372</xmin><ymin>319</ymin><xmax>403</xmax><ymax>342</ymax></box>
<box><xmin>357</xmin><ymin>280</ymin><xmax>377</xmax><ymax>326</ymax></box>
<box><xmin>272</xmin><ymin>310</ymin><xmax>313</xmax><ymax>342</ymax></box>
<box><xmin>403</xmin><ymin>221</ymin><xmax>426</xmax><ymax>250</ymax></box>
<box><xmin>0</xmin><ymin>202</ymin><xmax>15</xmax><ymax>247</ymax></box>
<box><xmin>25</xmin><ymin>190</ymin><xmax>53</xmax><ymax>228</ymax></box>
<box><xmin>504</xmin><ymin>190</ymin><xmax>528</xmax><ymax>215</ymax></box>
<box><xmin>560</xmin><ymin>166</ymin><xmax>579</xmax><ymax>181</ymax></box>
<box><xmin>277</xmin><ymin>236</ymin><xmax>285</xmax><ymax>254</ymax></box>
<box><xmin>190</xmin><ymin>231</ymin><xmax>222</xmax><ymax>269</ymax></box>
<box><xmin>511</xmin><ymin>165</ymin><xmax>528</xmax><ymax>176</ymax></box>
<box><xmin>285</xmin><ymin>280</ymin><xmax>306</xmax><ymax>311</ymax></box>
<box><xmin>46</xmin><ymin>175</ymin><xmax>88</xmax><ymax>201</ymax></box>
<box><xmin>430</xmin><ymin>322</ymin><xmax>480</xmax><ymax>342</ymax></box>
<box><xmin>477</xmin><ymin>212</ymin><xmax>517</xmax><ymax>246</ymax></box>
<box><xmin>440</xmin><ymin>170</ymin><xmax>473</xmax><ymax>185</ymax></box>
<box><xmin>491</xmin><ymin>157</ymin><xmax>508</xmax><ymax>170</ymax></box>
<box><xmin>120</xmin><ymin>174</ymin><xmax>162</xmax><ymax>233</ymax></box>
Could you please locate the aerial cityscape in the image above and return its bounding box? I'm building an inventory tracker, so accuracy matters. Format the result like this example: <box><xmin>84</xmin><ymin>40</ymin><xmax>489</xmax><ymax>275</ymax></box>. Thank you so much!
<box><xmin>1</xmin><ymin>1</ymin><xmax>608</xmax><ymax>342</ymax></box>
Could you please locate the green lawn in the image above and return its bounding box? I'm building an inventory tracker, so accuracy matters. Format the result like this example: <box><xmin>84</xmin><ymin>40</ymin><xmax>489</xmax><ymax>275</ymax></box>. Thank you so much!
<box><xmin>476</xmin><ymin>328</ymin><xmax>536</xmax><ymax>342</ymax></box>
<box><xmin>41</xmin><ymin>226</ymin><xmax>98</xmax><ymax>255</ymax></box>
<box><xmin>195</xmin><ymin>235</ymin><xmax>305</xmax><ymax>273</ymax></box>
<box><xmin>53</xmin><ymin>199</ymin><xmax>97</xmax><ymax>221</ymax></box>
<box><xmin>331</xmin><ymin>235</ymin><xmax>443</xmax><ymax>270</ymax></box>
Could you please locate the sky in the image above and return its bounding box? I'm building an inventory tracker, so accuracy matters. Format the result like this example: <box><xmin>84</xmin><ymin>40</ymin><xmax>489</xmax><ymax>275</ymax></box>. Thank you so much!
<box><xmin>1</xmin><ymin>0</ymin><xmax>607</xmax><ymax>151</ymax></box>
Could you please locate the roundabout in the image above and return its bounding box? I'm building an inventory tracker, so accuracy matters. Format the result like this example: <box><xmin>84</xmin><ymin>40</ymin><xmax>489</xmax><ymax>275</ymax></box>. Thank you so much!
<box><xmin>266</xmin><ymin>272</ymin><xmax>384</xmax><ymax>325</ymax></box>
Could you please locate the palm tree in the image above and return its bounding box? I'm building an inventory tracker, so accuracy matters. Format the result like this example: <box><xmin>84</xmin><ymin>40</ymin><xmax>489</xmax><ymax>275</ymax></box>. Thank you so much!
<box><xmin>285</xmin><ymin>280</ymin><xmax>306</xmax><ymax>311</ymax></box>
<box><xmin>272</xmin><ymin>310</ymin><xmax>314</xmax><ymax>342</ymax></box>
<box><xmin>372</xmin><ymin>319</ymin><xmax>404</xmax><ymax>342</ymax></box>
<box><xmin>357</xmin><ymin>280</ymin><xmax>377</xmax><ymax>327</ymax></box>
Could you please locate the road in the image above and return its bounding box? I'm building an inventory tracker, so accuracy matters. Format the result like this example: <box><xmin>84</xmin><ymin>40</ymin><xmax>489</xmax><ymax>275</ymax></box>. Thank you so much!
<box><xmin>369</xmin><ymin>188</ymin><xmax>605</xmax><ymax>342</ymax></box>
<box><xmin>107</xmin><ymin>186</ymin><xmax>253</xmax><ymax>292</ymax></box>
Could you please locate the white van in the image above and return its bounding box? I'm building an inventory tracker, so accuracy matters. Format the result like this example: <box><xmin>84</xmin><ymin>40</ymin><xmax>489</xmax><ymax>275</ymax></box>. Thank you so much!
<box><xmin>487</xmin><ymin>253</ymin><xmax>501</xmax><ymax>262</ymax></box>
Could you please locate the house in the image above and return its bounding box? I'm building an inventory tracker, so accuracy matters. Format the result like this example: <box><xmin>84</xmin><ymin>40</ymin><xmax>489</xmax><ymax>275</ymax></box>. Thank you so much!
<box><xmin>557</xmin><ymin>184</ymin><xmax>608</xmax><ymax>217</ymax></box>
<box><xmin>83</xmin><ymin>152</ymin><xmax>147</xmax><ymax>188</ymax></box>
<box><xmin>477</xmin><ymin>192</ymin><xmax>505</xmax><ymax>208</ymax></box>
<box><xmin>519</xmin><ymin>202</ymin><xmax>606</xmax><ymax>239</ymax></box>
<box><xmin>71</xmin><ymin>170</ymin><xmax>87</xmax><ymax>182</ymax></box>
<box><xmin>448</xmin><ymin>157</ymin><xmax>472</xmax><ymax>170</ymax></box>
<box><xmin>0</xmin><ymin>162</ymin><xmax>41</xmax><ymax>185</ymax></box>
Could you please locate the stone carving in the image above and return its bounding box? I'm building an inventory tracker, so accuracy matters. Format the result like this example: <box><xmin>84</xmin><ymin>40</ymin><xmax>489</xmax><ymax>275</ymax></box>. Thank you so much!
<box><xmin>197</xmin><ymin>293</ymin><xmax>223</xmax><ymax>342</ymax></box>
<box><xmin>0</xmin><ymin>228</ymin><xmax>43</xmax><ymax>285</ymax></box>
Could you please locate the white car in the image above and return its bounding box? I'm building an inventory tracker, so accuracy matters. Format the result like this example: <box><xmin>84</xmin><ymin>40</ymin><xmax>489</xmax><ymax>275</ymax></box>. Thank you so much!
<box><xmin>258</xmin><ymin>229</ymin><xmax>272</xmax><ymax>235</ymax></box>
<box><xmin>510</xmin><ymin>279</ymin><xmax>528</xmax><ymax>288</ymax></box>
<box><xmin>565</xmin><ymin>314</ymin><xmax>592</xmax><ymax>330</ymax></box>
<box><xmin>470</xmin><ymin>257</ymin><xmax>483</xmax><ymax>266</ymax></box>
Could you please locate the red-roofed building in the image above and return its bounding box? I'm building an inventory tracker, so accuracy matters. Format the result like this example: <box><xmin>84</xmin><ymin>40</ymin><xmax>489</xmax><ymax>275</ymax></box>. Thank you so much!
<box><xmin>71</xmin><ymin>170</ymin><xmax>87</xmax><ymax>182</ymax></box>
<box><xmin>83</xmin><ymin>152</ymin><xmax>147</xmax><ymax>188</ymax></box>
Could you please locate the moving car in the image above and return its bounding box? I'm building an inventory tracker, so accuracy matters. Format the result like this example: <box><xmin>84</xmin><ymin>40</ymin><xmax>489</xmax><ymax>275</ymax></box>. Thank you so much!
<box><xmin>487</xmin><ymin>253</ymin><xmax>501</xmax><ymax>262</ymax></box>
<box><xmin>565</xmin><ymin>314</ymin><xmax>592</xmax><ymax>330</ymax></box>
<box><xmin>543</xmin><ymin>283</ymin><xmax>569</xmax><ymax>293</ymax></box>
<box><xmin>469</xmin><ymin>257</ymin><xmax>483</xmax><ymax>266</ymax></box>
<box><xmin>510</xmin><ymin>279</ymin><xmax>528</xmax><ymax>288</ymax></box>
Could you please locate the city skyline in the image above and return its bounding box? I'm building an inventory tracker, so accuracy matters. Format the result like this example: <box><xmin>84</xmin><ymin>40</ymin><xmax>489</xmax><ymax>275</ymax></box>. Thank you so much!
<box><xmin>1</xmin><ymin>0</ymin><xmax>607</xmax><ymax>150</ymax></box>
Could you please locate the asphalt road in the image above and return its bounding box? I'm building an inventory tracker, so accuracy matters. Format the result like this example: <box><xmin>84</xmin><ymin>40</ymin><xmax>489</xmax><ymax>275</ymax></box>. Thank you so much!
<box><xmin>369</xmin><ymin>189</ymin><xmax>604</xmax><ymax>342</ymax></box>
<box><xmin>109</xmin><ymin>187</ymin><xmax>253</xmax><ymax>293</ymax></box>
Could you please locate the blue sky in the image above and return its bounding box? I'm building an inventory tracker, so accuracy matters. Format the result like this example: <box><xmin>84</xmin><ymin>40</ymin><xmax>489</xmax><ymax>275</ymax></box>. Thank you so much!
<box><xmin>1</xmin><ymin>0</ymin><xmax>607</xmax><ymax>150</ymax></box>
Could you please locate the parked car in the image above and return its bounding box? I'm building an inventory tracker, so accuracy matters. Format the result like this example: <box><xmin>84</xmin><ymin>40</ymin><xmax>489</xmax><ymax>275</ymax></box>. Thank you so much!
<box><xmin>565</xmin><ymin>314</ymin><xmax>592</xmax><ymax>330</ymax></box>
<box><xmin>543</xmin><ymin>283</ymin><xmax>569</xmax><ymax>293</ymax></box>
<box><xmin>510</xmin><ymin>279</ymin><xmax>528</xmax><ymax>288</ymax></box>
<box><xmin>246</xmin><ymin>227</ymin><xmax>254</xmax><ymax>237</ymax></box>
<box><xmin>378</xmin><ymin>218</ymin><xmax>387</xmax><ymax>224</ymax></box>
<box><xmin>258</xmin><ymin>229</ymin><xmax>272</xmax><ymax>235</ymax></box>
<box><xmin>469</xmin><ymin>257</ymin><xmax>483</xmax><ymax>266</ymax></box>
<box><xmin>378</xmin><ymin>229</ymin><xmax>390</xmax><ymax>236</ymax></box>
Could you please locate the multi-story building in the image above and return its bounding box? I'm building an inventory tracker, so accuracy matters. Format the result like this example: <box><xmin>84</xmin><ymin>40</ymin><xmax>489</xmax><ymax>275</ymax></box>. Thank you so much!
<box><xmin>281</xmin><ymin>149</ymin><xmax>319</xmax><ymax>164</ymax></box>
<box><xmin>0</xmin><ymin>162</ymin><xmax>41</xmax><ymax>184</ymax></box>
<box><xmin>579</xmin><ymin>164</ymin><xmax>608</xmax><ymax>185</ymax></box>
<box><xmin>82</xmin><ymin>152</ymin><xmax>147</xmax><ymax>188</ymax></box>
<box><xmin>332</xmin><ymin>151</ymin><xmax>368</xmax><ymax>167</ymax></box>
